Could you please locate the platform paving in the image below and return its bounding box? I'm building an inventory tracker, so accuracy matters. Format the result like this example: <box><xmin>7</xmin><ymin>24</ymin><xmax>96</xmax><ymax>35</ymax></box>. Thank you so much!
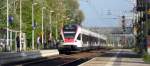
<box><xmin>79</xmin><ymin>49</ymin><xmax>150</xmax><ymax>66</ymax></box>
<box><xmin>0</xmin><ymin>49</ymin><xmax>59</xmax><ymax>65</ymax></box>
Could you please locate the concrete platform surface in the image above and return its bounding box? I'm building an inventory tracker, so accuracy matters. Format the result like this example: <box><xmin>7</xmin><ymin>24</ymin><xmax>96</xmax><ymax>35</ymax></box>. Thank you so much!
<box><xmin>0</xmin><ymin>49</ymin><xmax>59</xmax><ymax>65</ymax></box>
<box><xmin>79</xmin><ymin>49</ymin><xmax>150</xmax><ymax>66</ymax></box>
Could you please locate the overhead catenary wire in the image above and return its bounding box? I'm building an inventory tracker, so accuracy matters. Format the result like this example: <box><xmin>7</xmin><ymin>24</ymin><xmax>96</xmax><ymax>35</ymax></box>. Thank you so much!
<box><xmin>80</xmin><ymin>0</ymin><xmax>134</xmax><ymax>20</ymax></box>
<box><xmin>80</xmin><ymin>0</ymin><xmax>102</xmax><ymax>20</ymax></box>
<box><xmin>80</xmin><ymin>0</ymin><xmax>122</xmax><ymax>25</ymax></box>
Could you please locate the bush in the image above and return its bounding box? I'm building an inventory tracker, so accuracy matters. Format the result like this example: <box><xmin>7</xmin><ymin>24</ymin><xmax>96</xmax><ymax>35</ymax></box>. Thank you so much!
<box><xmin>143</xmin><ymin>53</ymin><xmax>150</xmax><ymax>64</ymax></box>
<box><xmin>132</xmin><ymin>48</ymin><xmax>139</xmax><ymax>52</ymax></box>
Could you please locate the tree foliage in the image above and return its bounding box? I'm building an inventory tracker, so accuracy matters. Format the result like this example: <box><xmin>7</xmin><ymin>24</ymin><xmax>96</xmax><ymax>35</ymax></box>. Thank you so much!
<box><xmin>0</xmin><ymin>0</ymin><xmax>84</xmax><ymax>47</ymax></box>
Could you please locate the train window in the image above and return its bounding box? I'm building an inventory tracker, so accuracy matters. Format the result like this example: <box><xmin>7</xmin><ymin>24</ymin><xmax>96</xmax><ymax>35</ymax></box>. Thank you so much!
<box><xmin>64</xmin><ymin>33</ymin><xmax>75</xmax><ymax>38</ymax></box>
<box><xmin>63</xmin><ymin>25</ymin><xmax>77</xmax><ymax>31</ymax></box>
<box><xmin>77</xmin><ymin>34</ymin><xmax>81</xmax><ymax>40</ymax></box>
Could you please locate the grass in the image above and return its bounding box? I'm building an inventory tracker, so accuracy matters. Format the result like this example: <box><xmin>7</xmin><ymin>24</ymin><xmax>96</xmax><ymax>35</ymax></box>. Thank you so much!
<box><xmin>143</xmin><ymin>53</ymin><xmax>150</xmax><ymax>64</ymax></box>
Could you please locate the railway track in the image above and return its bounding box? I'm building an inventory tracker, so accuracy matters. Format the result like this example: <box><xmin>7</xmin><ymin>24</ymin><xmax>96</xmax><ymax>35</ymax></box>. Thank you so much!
<box><xmin>2</xmin><ymin>48</ymin><xmax>109</xmax><ymax>66</ymax></box>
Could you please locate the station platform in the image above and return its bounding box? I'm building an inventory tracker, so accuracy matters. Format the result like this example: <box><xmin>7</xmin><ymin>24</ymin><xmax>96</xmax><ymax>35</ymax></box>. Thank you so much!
<box><xmin>79</xmin><ymin>49</ymin><xmax>150</xmax><ymax>66</ymax></box>
<box><xmin>0</xmin><ymin>49</ymin><xmax>59</xmax><ymax>65</ymax></box>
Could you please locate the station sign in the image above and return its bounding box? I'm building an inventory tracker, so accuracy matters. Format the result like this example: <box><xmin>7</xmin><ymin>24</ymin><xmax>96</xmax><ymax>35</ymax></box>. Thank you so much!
<box><xmin>9</xmin><ymin>16</ymin><xmax>13</xmax><ymax>25</ymax></box>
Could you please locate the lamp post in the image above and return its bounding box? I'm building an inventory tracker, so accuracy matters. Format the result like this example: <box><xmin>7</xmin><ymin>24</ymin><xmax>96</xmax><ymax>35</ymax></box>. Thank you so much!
<box><xmin>19</xmin><ymin>0</ymin><xmax>22</xmax><ymax>51</ymax></box>
<box><xmin>6</xmin><ymin>0</ymin><xmax>9</xmax><ymax>51</ymax></box>
<box><xmin>32</xmin><ymin>2</ymin><xmax>37</xmax><ymax>50</ymax></box>
<box><xmin>55</xmin><ymin>13</ymin><xmax>60</xmax><ymax>40</ymax></box>
<box><xmin>46</xmin><ymin>10</ymin><xmax>54</xmax><ymax>46</ymax></box>
<box><xmin>49</xmin><ymin>11</ymin><xmax>54</xmax><ymax>33</ymax></box>
<box><xmin>42</xmin><ymin>7</ymin><xmax>46</xmax><ymax>46</ymax></box>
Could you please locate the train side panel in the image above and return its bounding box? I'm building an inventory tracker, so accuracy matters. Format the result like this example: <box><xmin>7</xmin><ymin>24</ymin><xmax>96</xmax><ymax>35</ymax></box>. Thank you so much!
<box><xmin>58</xmin><ymin>24</ymin><xmax>106</xmax><ymax>53</ymax></box>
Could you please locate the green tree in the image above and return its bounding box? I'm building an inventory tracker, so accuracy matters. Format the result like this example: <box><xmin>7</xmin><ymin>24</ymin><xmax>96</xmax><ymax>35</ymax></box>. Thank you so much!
<box><xmin>0</xmin><ymin>0</ymin><xmax>84</xmax><ymax>49</ymax></box>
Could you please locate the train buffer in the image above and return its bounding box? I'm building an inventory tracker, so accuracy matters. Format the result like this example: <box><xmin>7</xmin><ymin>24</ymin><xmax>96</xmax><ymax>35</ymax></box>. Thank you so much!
<box><xmin>79</xmin><ymin>49</ymin><xmax>150</xmax><ymax>66</ymax></box>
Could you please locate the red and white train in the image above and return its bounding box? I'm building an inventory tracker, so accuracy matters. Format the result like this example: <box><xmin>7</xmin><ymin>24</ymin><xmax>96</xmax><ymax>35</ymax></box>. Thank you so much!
<box><xmin>58</xmin><ymin>24</ymin><xmax>107</xmax><ymax>53</ymax></box>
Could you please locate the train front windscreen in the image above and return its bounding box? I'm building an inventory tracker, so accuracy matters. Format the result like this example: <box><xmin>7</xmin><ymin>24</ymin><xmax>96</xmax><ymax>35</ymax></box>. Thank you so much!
<box><xmin>63</xmin><ymin>25</ymin><xmax>77</xmax><ymax>42</ymax></box>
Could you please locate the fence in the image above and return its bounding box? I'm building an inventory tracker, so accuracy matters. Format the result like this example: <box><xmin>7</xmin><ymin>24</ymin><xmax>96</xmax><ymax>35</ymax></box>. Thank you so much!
<box><xmin>0</xmin><ymin>29</ymin><xmax>26</xmax><ymax>52</ymax></box>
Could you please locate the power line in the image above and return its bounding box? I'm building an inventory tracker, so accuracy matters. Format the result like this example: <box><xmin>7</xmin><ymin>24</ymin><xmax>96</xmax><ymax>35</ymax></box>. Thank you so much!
<box><xmin>80</xmin><ymin>0</ymin><xmax>122</xmax><ymax>21</ymax></box>
<box><xmin>80</xmin><ymin>0</ymin><xmax>134</xmax><ymax>28</ymax></box>
<box><xmin>80</xmin><ymin>0</ymin><xmax>102</xmax><ymax>20</ymax></box>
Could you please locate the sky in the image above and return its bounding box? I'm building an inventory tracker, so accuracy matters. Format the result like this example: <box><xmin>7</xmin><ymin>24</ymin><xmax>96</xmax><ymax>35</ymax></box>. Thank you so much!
<box><xmin>79</xmin><ymin>0</ymin><xmax>135</xmax><ymax>27</ymax></box>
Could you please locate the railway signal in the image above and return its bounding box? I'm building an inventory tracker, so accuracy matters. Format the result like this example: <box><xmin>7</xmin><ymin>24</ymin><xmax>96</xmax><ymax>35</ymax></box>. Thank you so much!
<box><xmin>122</xmin><ymin>15</ymin><xmax>126</xmax><ymax>32</ymax></box>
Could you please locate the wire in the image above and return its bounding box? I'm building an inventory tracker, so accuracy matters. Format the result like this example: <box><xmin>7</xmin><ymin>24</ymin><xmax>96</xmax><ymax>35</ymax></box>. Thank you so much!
<box><xmin>80</xmin><ymin>0</ymin><xmax>102</xmax><ymax>20</ymax></box>
<box><xmin>80</xmin><ymin>0</ymin><xmax>121</xmax><ymax>21</ymax></box>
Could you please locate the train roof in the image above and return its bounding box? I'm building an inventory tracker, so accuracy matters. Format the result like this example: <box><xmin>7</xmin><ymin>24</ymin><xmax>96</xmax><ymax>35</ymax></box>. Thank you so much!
<box><xmin>62</xmin><ymin>24</ymin><xmax>107</xmax><ymax>40</ymax></box>
<box><xmin>80</xmin><ymin>26</ymin><xmax>107</xmax><ymax>40</ymax></box>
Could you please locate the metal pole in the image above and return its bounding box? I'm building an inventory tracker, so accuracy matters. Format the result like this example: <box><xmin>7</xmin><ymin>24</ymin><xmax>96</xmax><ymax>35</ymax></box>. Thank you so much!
<box><xmin>49</xmin><ymin>12</ymin><xmax>51</xmax><ymax>33</ymax></box>
<box><xmin>49</xmin><ymin>11</ymin><xmax>54</xmax><ymax>33</ymax></box>
<box><xmin>10</xmin><ymin>31</ymin><xmax>12</xmax><ymax>50</ymax></box>
<box><xmin>32</xmin><ymin>2</ymin><xmax>37</xmax><ymax>50</ymax></box>
<box><xmin>32</xmin><ymin>3</ymin><xmax>34</xmax><ymax>50</ymax></box>
<box><xmin>42</xmin><ymin>8</ymin><xmax>43</xmax><ymax>47</ymax></box>
<box><xmin>15</xmin><ymin>32</ymin><xmax>17</xmax><ymax>51</ymax></box>
<box><xmin>55</xmin><ymin>14</ymin><xmax>58</xmax><ymax>40</ymax></box>
<box><xmin>6</xmin><ymin>0</ymin><xmax>9</xmax><ymax>51</ymax></box>
<box><xmin>20</xmin><ymin>0</ymin><xmax>22</xmax><ymax>51</ymax></box>
<box><xmin>49</xmin><ymin>11</ymin><xmax>53</xmax><ymax>42</ymax></box>
<box><xmin>42</xmin><ymin>7</ymin><xmax>45</xmax><ymax>47</ymax></box>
